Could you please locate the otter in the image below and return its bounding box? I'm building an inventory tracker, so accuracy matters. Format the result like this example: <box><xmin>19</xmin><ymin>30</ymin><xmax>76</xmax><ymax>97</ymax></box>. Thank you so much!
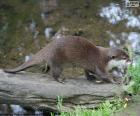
<box><xmin>84</xmin><ymin>46</ymin><xmax>131</xmax><ymax>83</ymax></box>
<box><xmin>107</xmin><ymin>58</ymin><xmax>132</xmax><ymax>84</ymax></box>
<box><xmin>85</xmin><ymin>55</ymin><xmax>131</xmax><ymax>83</ymax></box>
<box><xmin>4</xmin><ymin>36</ymin><xmax>130</xmax><ymax>83</ymax></box>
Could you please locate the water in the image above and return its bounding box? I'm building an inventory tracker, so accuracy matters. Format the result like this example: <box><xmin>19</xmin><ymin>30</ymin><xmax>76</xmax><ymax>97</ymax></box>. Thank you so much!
<box><xmin>0</xmin><ymin>104</ymin><xmax>44</xmax><ymax>116</ymax></box>
<box><xmin>100</xmin><ymin>2</ymin><xmax>140</xmax><ymax>29</ymax></box>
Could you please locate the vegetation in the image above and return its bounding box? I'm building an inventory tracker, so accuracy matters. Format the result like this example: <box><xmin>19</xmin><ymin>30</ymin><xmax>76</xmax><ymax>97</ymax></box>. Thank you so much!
<box><xmin>50</xmin><ymin>97</ymin><xmax>126</xmax><ymax>116</ymax></box>
<box><xmin>127</xmin><ymin>58</ymin><xmax>140</xmax><ymax>94</ymax></box>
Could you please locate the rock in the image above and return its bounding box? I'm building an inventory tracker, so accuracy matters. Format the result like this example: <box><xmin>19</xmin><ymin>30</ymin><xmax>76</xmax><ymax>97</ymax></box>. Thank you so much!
<box><xmin>0</xmin><ymin>70</ymin><xmax>126</xmax><ymax>111</ymax></box>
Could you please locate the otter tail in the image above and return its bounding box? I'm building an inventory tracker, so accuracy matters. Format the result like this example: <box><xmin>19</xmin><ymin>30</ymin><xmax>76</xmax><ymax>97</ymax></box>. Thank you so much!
<box><xmin>4</xmin><ymin>59</ymin><xmax>38</xmax><ymax>73</ymax></box>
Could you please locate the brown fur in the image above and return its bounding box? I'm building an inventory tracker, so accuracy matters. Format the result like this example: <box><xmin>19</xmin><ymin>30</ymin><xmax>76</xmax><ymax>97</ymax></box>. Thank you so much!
<box><xmin>4</xmin><ymin>36</ymin><xmax>130</xmax><ymax>83</ymax></box>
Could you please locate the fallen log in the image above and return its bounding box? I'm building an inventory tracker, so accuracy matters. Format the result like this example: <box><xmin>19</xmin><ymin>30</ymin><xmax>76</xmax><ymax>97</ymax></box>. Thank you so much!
<box><xmin>0</xmin><ymin>69</ymin><xmax>124</xmax><ymax>112</ymax></box>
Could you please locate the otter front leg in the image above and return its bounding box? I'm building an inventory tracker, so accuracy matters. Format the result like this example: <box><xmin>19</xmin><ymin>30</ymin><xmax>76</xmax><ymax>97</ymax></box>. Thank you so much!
<box><xmin>95</xmin><ymin>67</ymin><xmax>117</xmax><ymax>84</ymax></box>
<box><xmin>84</xmin><ymin>70</ymin><xmax>96</xmax><ymax>81</ymax></box>
<box><xmin>50</xmin><ymin>64</ymin><xmax>64</xmax><ymax>83</ymax></box>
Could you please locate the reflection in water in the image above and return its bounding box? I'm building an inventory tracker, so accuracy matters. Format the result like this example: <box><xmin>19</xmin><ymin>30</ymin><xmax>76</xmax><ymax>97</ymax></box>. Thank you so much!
<box><xmin>108</xmin><ymin>31</ymin><xmax>140</xmax><ymax>53</ymax></box>
<box><xmin>128</xmin><ymin>32</ymin><xmax>140</xmax><ymax>53</ymax></box>
<box><xmin>11</xmin><ymin>105</ymin><xmax>25</xmax><ymax>115</ymax></box>
<box><xmin>126</xmin><ymin>16</ymin><xmax>140</xmax><ymax>29</ymax></box>
<box><xmin>0</xmin><ymin>104</ymin><xmax>12</xmax><ymax>115</ymax></box>
<box><xmin>35</xmin><ymin>110</ymin><xmax>43</xmax><ymax>116</ymax></box>
<box><xmin>100</xmin><ymin>3</ymin><xmax>123</xmax><ymax>24</ymax></box>
<box><xmin>100</xmin><ymin>3</ymin><xmax>140</xmax><ymax>29</ymax></box>
<box><xmin>0</xmin><ymin>104</ymin><xmax>43</xmax><ymax>116</ymax></box>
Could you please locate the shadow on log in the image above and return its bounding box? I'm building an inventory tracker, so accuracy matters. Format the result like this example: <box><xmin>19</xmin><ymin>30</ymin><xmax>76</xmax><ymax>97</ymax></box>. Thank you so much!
<box><xmin>0</xmin><ymin>69</ymin><xmax>125</xmax><ymax>112</ymax></box>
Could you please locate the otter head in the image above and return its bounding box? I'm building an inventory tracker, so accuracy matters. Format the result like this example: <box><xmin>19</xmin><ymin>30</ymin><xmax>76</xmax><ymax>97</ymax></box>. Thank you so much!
<box><xmin>108</xmin><ymin>48</ymin><xmax>131</xmax><ymax>62</ymax></box>
<box><xmin>107</xmin><ymin>48</ymin><xmax>132</xmax><ymax>84</ymax></box>
<box><xmin>107</xmin><ymin>48</ymin><xmax>132</xmax><ymax>78</ymax></box>
<box><xmin>107</xmin><ymin>48</ymin><xmax>132</xmax><ymax>73</ymax></box>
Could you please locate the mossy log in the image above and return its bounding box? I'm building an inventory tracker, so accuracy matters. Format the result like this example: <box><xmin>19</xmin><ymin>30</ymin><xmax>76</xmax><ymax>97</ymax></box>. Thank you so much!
<box><xmin>0</xmin><ymin>69</ymin><xmax>124</xmax><ymax>112</ymax></box>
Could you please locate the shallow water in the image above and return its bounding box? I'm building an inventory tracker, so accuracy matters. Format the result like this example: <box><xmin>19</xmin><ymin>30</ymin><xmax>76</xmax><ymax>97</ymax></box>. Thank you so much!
<box><xmin>0</xmin><ymin>104</ymin><xmax>43</xmax><ymax>116</ymax></box>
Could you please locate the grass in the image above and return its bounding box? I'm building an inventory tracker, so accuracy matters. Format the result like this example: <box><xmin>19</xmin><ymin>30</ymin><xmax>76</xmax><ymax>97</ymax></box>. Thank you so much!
<box><xmin>50</xmin><ymin>97</ymin><xmax>125</xmax><ymax>116</ymax></box>
<box><xmin>127</xmin><ymin>58</ymin><xmax>140</xmax><ymax>94</ymax></box>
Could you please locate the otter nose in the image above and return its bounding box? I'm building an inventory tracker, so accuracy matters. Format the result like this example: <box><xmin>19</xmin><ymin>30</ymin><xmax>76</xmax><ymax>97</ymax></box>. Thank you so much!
<box><xmin>126</xmin><ymin>59</ymin><xmax>132</xmax><ymax>65</ymax></box>
<box><xmin>127</xmin><ymin>58</ymin><xmax>132</xmax><ymax>62</ymax></box>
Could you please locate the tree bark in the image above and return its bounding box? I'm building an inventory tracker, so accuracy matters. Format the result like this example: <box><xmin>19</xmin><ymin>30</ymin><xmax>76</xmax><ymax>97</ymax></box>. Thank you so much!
<box><xmin>0</xmin><ymin>69</ymin><xmax>124</xmax><ymax>112</ymax></box>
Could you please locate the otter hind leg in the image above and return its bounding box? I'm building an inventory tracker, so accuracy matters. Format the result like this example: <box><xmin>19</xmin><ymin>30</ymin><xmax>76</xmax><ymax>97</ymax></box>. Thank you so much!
<box><xmin>41</xmin><ymin>65</ymin><xmax>50</xmax><ymax>73</ymax></box>
<box><xmin>95</xmin><ymin>66</ymin><xmax>117</xmax><ymax>84</ymax></box>
<box><xmin>50</xmin><ymin>64</ymin><xmax>64</xmax><ymax>83</ymax></box>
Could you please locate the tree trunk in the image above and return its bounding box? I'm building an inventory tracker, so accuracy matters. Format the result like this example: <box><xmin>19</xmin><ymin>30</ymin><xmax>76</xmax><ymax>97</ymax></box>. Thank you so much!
<box><xmin>0</xmin><ymin>70</ymin><xmax>124</xmax><ymax>112</ymax></box>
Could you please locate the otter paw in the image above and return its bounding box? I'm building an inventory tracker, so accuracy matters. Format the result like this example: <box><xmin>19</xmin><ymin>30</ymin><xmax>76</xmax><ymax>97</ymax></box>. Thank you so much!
<box><xmin>56</xmin><ymin>78</ymin><xmax>65</xmax><ymax>84</ymax></box>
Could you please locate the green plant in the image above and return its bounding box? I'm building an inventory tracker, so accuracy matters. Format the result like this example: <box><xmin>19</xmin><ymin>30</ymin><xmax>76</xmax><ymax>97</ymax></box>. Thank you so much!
<box><xmin>51</xmin><ymin>97</ymin><xmax>125</xmax><ymax>116</ymax></box>
<box><xmin>127</xmin><ymin>58</ymin><xmax>140</xmax><ymax>94</ymax></box>
<box><xmin>57</xmin><ymin>96</ymin><xmax>63</xmax><ymax>111</ymax></box>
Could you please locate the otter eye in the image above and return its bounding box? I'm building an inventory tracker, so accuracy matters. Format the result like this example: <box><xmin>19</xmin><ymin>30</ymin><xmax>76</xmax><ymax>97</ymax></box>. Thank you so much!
<box><xmin>111</xmin><ymin>56</ymin><xmax>115</xmax><ymax>59</ymax></box>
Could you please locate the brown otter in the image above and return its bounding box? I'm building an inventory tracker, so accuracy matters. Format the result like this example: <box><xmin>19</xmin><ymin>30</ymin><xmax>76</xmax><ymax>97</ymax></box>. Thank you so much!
<box><xmin>85</xmin><ymin>55</ymin><xmax>131</xmax><ymax>83</ymax></box>
<box><xmin>84</xmin><ymin>46</ymin><xmax>131</xmax><ymax>82</ymax></box>
<box><xmin>4</xmin><ymin>36</ymin><xmax>130</xmax><ymax>83</ymax></box>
